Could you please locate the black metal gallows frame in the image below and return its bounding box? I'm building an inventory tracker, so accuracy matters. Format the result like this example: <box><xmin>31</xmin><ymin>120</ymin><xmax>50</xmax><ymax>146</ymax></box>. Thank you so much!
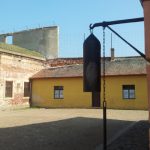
<box><xmin>102</xmin><ymin>27</ymin><xmax>107</xmax><ymax>150</ymax></box>
<box><xmin>89</xmin><ymin>17</ymin><xmax>144</xmax><ymax>150</ymax></box>
<box><xmin>90</xmin><ymin>17</ymin><xmax>148</xmax><ymax>61</ymax></box>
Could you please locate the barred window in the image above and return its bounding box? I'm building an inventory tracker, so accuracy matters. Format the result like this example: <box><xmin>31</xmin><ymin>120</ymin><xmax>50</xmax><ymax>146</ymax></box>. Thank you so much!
<box><xmin>24</xmin><ymin>82</ymin><xmax>30</xmax><ymax>97</ymax></box>
<box><xmin>54</xmin><ymin>86</ymin><xmax>64</xmax><ymax>99</ymax></box>
<box><xmin>122</xmin><ymin>85</ymin><xmax>135</xmax><ymax>99</ymax></box>
<box><xmin>5</xmin><ymin>81</ymin><xmax>13</xmax><ymax>97</ymax></box>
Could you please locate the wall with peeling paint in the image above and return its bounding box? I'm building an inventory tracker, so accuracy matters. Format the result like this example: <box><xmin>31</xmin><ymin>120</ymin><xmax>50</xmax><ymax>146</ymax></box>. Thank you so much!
<box><xmin>0</xmin><ymin>51</ymin><xmax>45</xmax><ymax>107</ymax></box>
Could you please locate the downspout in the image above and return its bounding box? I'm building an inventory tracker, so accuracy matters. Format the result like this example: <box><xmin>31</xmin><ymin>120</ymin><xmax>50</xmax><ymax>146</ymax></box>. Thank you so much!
<box><xmin>29</xmin><ymin>78</ymin><xmax>32</xmax><ymax>107</ymax></box>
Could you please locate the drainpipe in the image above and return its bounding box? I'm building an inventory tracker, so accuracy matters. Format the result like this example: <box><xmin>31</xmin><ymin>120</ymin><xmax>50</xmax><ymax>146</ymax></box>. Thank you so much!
<box><xmin>29</xmin><ymin>79</ymin><xmax>32</xmax><ymax>107</ymax></box>
<box><xmin>142</xmin><ymin>0</ymin><xmax>150</xmax><ymax>122</ymax></box>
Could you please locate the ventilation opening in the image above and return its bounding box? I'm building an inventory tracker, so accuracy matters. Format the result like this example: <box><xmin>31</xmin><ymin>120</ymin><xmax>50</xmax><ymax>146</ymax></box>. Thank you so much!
<box><xmin>6</xmin><ymin>36</ymin><xmax>13</xmax><ymax>44</ymax></box>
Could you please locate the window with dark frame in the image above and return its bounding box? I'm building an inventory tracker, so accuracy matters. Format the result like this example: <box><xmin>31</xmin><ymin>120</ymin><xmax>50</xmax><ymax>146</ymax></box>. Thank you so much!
<box><xmin>122</xmin><ymin>85</ymin><xmax>135</xmax><ymax>99</ymax></box>
<box><xmin>54</xmin><ymin>86</ymin><xmax>64</xmax><ymax>99</ymax></box>
<box><xmin>5</xmin><ymin>81</ymin><xmax>13</xmax><ymax>97</ymax></box>
<box><xmin>24</xmin><ymin>82</ymin><xmax>30</xmax><ymax>97</ymax></box>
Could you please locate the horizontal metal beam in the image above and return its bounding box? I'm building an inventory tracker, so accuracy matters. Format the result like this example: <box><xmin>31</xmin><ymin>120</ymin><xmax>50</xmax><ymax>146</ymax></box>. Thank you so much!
<box><xmin>90</xmin><ymin>17</ymin><xmax>144</xmax><ymax>29</ymax></box>
<box><xmin>89</xmin><ymin>17</ymin><xmax>149</xmax><ymax>62</ymax></box>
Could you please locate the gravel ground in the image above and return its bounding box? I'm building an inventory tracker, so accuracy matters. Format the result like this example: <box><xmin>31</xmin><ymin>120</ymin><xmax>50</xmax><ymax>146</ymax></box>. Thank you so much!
<box><xmin>0</xmin><ymin>108</ymin><xmax>148</xmax><ymax>150</ymax></box>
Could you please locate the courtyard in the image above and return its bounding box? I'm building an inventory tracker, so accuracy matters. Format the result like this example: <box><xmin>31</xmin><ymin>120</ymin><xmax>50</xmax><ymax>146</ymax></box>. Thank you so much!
<box><xmin>0</xmin><ymin>108</ymin><xmax>148</xmax><ymax>150</ymax></box>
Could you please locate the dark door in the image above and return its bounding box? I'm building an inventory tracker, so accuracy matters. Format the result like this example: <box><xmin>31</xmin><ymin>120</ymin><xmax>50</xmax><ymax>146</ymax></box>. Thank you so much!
<box><xmin>92</xmin><ymin>92</ymin><xmax>100</xmax><ymax>107</ymax></box>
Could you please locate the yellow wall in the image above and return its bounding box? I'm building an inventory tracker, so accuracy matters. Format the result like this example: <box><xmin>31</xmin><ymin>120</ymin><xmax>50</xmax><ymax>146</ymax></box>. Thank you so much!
<box><xmin>31</xmin><ymin>75</ymin><xmax>148</xmax><ymax>110</ymax></box>
<box><xmin>103</xmin><ymin>75</ymin><xmax>148</xmax><ymax>110</ymax></box>
<box><xmin>31</xmin><ymin>78</ymin><xmax>91</xmax><ymax>108</ymax></box>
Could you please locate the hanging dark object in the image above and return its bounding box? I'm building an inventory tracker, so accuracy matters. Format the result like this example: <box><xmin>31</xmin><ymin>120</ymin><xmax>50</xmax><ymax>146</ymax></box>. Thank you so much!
<box><xmin>83</xmin><ymin>33</ymin><xmax>101</xmax><ymax>92</ymax></box>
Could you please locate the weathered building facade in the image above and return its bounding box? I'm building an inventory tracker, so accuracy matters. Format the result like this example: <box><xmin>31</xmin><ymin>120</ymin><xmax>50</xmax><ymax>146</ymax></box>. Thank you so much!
<box><xmin>0</xmin><ymin>26</ymin><xmax>59</xmax><ymax>59</ymax></box>
<box><xmin>0</xmin><ymin>26</ymin><xmax>59</xmax><ymax>108</ymax></box>
<box><xmin>0</xmin><ymin>43</ymin><xmax>46</xmax><ymax>107</ymax></box>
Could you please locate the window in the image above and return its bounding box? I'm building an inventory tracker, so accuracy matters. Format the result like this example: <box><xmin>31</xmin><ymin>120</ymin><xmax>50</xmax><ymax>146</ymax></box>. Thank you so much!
<box><xmin>54</xmin><ymin>86</ymin><xmax>64</xmax><ymax>99</ymax></box>
<box><xmin>24</xmin><ymin>82</ymin><xmax>30</xmax><ymax>97</ymax></box>
<box><xmin>6</xmin><ymin>36</ymin><xmax>13</xmax><ymax>44</ymax></box>
<box><xmin>122</xmin><ymin>85</ymin><xmax>135</xmax><ymax>99</ymax></box>
<box><xmin>5</xmin><ymin>81</ymin><xmax>13</xmax><ymax>97</ymax></box>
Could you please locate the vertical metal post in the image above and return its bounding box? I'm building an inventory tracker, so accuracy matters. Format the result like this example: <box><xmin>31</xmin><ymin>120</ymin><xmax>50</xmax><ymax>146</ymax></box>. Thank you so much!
<box><xmin>103</xmin><ymin>101</ymin><xmax>107</xmax><ymax>150</ymax></box>
<box><xmin>89</xmin><ymin>16</ymin><xmax>145</xmax><ymax>150</ymax></box>
<box><xmin>103</xmin><ymin>27</ymin><xmax>107</xmax><ymax>150</ymax></box>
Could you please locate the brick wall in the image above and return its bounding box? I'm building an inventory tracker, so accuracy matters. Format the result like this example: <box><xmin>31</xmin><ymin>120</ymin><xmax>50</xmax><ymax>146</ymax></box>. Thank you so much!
<box><xmin>47</xmin><ymin>58</ymin><xmax>83</xmax><ymax>67</ymax></box>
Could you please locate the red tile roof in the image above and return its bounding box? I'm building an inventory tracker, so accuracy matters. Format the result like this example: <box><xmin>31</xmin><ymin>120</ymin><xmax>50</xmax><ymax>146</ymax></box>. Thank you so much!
<box><xmin>31</xmin><ymin>57</ymin><xmax>147</xmax><ymax>79</ymax></box>
<box><xmin>47</xmin><ymin>58</ymin><xmax>83</xmax><ymax>67</ymax></box>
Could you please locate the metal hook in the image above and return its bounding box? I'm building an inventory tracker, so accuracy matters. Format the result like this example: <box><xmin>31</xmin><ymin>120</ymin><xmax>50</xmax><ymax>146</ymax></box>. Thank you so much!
<box><xmin>89</xmin><ymin>24</ymin><xmax>93</xmax><ymax>30</ymax></box>
<box><xmin>89</xmin><ymin>24</ymin><xmax>93</xmax><ymax>34</ymax></box>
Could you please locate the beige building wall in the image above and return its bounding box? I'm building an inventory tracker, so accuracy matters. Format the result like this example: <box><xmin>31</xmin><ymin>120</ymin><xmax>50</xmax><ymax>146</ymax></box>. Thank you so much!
<box><xmin>0</xmin><ymin>52</ymin><xmax>45</xmax><ymax>107</ymax></box>
<box><xmin>13</xmin><ymin>26</ymin><xmax>59</xmax><ymax>59</ymax></box>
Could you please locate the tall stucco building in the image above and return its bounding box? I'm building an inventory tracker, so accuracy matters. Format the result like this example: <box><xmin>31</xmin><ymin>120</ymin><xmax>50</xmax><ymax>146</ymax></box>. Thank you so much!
<box><xmin>0</xmin><ymin>26</ymin><xmax>59</xmax><ymax>59</ymax></box>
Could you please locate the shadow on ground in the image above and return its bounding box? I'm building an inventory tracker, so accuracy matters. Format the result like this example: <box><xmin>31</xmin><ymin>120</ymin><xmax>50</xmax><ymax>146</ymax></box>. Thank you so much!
<box><xmin>0</xmin><ymin>117</ymin><xmax>135</xmax><ymax>150</ymax></box>
<box><xmin>107</xmin><ymin>121</ymin><xmax>149</xmax><ymax>150</ymax></box>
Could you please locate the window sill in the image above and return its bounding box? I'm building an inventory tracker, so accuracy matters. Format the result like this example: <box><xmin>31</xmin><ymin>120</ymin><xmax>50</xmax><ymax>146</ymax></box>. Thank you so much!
<box><xmin>4</xmin><ymin>97</ymin><xmax>13</xmax><ymax>100</ymax></box>
<box><xmin>123</xmin><ymin>98</ymin><xmax>136</xmax><ymax>100</ymax></box>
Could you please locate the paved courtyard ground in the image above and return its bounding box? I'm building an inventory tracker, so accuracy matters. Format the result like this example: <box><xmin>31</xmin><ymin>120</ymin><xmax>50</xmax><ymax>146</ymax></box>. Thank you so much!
<box><xmin>0</xmin><ymin>108</ymin><xmax>148</xmax><ymax>150</ymax></box>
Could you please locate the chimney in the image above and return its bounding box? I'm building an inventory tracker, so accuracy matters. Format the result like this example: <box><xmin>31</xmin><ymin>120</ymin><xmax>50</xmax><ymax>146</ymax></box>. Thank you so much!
<box><xmin>111</xmin><ymin>48</ymin><xmax>115</xmax><ymax>61</ymax></box>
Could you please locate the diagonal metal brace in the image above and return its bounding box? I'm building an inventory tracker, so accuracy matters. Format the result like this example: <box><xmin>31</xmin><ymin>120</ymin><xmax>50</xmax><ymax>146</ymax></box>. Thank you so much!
<box><xmin>106</xmin><ymin>25</ymin><xmax>149</xmax><ymax>62</ymax></box>
<box><xmin>89</xmin><ymin>17</ymin><xmax>150</xmax><ymax>63</ymax></box>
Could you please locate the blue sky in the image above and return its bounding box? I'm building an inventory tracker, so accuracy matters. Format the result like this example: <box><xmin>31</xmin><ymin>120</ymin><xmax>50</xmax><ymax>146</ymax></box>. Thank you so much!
<box><xmin>0</xmin><ymin>0</ymin><xmax>144</xmax><ymax>57</ymax></box>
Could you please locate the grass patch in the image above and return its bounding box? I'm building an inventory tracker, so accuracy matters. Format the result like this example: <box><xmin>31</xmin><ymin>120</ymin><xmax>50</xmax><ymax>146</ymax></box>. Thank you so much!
<box><xmin>0</xmin><ymin>42</ymin><xmax>44</xmax><ymax>58</ymax></box>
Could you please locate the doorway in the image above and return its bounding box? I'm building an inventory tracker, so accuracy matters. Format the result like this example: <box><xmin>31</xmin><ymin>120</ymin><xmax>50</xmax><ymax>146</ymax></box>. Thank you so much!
<box><xmin>92</xmin><ymin>92</ymin><xmax>100</xmax><ymax>107</ymax></box>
